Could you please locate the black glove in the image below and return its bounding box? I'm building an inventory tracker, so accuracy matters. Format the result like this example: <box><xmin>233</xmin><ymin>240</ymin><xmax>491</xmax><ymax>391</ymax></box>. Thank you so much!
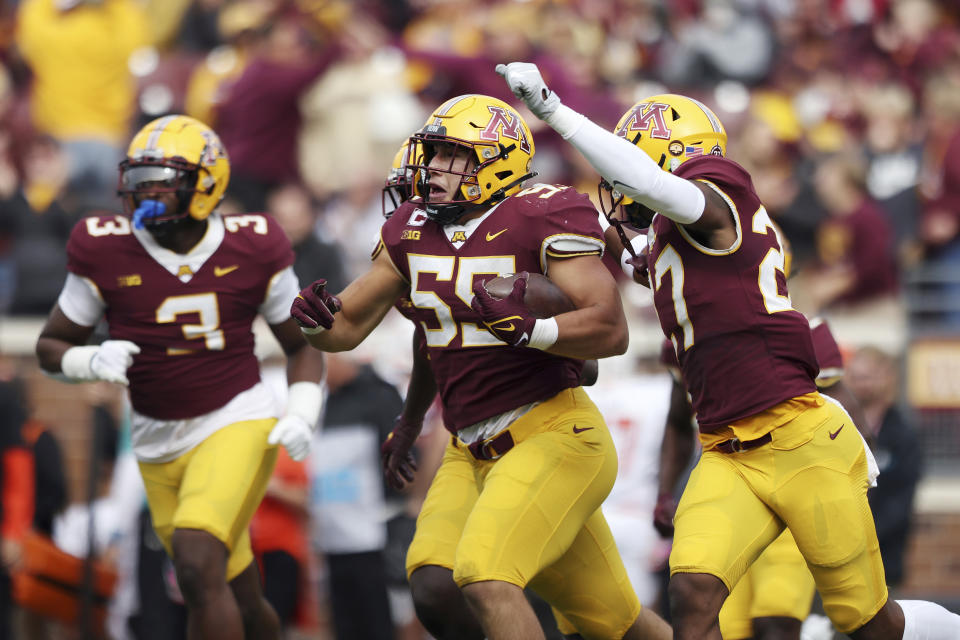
<box><xmin>653</xmin><ymin>492</ymin><xmax>678</xmax><ymax>538</ymax></box>
<box><xmin>471</xmin><ymin>274</ymin><xmax>538</xmax><ymax>347</ymax></box>
<box><xmin>381</xmin><ymin>415</ymin><xmax>421</xmax><ymax>490</ymax></box>
<box><xmin>291</xmin><ymin>279</ymin><xmax>341</xmax><ymax>332</ymax></box>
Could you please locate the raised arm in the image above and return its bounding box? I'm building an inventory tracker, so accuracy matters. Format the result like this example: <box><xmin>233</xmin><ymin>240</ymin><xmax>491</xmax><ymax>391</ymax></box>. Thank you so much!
<box><xmin>497</xmin><ymin>62</ymin><xmax>734</xmax><ymax>238</ymax></box>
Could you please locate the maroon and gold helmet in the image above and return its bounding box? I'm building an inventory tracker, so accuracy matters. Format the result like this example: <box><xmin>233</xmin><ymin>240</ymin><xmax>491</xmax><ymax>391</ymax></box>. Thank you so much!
<box><xmin>599</xmin><ymin>94</ymin><xmax>727</xmax><ymax>228</ymax></box>
<box><xmin>118</xmin><ymin>115</ymin><xmax>230</xmax><ymax>228</ymax></box>
<box><xmin>409</xmin><ymin>94</ymin><xmax>536</xmax><ymax>225</ymax></box>
<box><xmin>382</xmin><ymin>139</ymin><xmax>420</xmax><ymax>218</ymax></box>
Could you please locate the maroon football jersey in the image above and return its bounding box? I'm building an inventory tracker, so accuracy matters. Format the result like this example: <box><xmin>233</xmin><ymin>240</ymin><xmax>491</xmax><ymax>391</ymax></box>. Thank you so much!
<box><xmin>380</xmin><ymin>184</ymin><xmax>601</xmax><ymax>433</ymax></box>
<box><xmin>810</xmin><ymin>317</ymin><xmax>844</xmax><ymax>386</ymax></box>
<box><xmin>395</xmin><ymin>293</ymin><xmax>430</xmax><ymax>361</ymax></box>
<box><xmin>660</xmin><ymin>315</ymin><xmax>841</xmax><ymax>408</ymax></box>
<box><xmin>647</xmin><ymin>156</ymin><xmax>817</xmax><ymax>433</ymax></box>
<box><xmin>66</xmin><ymin>213</ymin><xmax>294</xmax><ymax>420</ymax></box>
<box><xmin>659</xmin><ymin>338</ymin><xmax>680</xmax><ymax>370</ymax></box>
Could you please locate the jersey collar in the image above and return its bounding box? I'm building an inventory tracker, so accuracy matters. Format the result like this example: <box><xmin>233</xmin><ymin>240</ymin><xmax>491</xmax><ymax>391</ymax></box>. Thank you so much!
<box><xmin>133</xmin><ymin>214</ymin><xmax>225</xmax><ymax>283</ymax></box>
<box><xmin>441</xmin><ymin>200</ymin><xmax>506</xmax><ymax>245</ymax></box>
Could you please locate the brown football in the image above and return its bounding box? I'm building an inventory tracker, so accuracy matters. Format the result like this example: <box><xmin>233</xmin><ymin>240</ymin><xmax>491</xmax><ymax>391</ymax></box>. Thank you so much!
<box><xmin>483</xmin><ymin>272</ymin><xmax>575</xmax><ymax>319</ymax></box>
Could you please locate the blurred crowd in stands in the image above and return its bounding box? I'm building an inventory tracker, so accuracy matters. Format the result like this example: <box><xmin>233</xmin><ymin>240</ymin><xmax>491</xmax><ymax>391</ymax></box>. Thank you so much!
<box><xmin>0</xmin><ymin>0</ymin><xmax>954</xmax><ymax>637</ymax></box>
<box><xmin>0</xmin><ymin>0</ymin><xmax>957</xmax><ymax>341</ymax></box>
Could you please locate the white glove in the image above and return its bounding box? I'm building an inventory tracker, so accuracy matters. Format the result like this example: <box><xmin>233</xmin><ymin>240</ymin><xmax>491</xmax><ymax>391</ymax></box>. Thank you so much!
<box><xmin>496</xmin><ymin>62</ymin><xmax>561</xmax><ymax>121</ymax></box>
<box><xmin>268</xmin><ymin>381</ymin><xmax>323</xmax><ymax>462</ymax></box>
<box><xmin>268</xmin><ymin>415</ymin><xmax>313</xmax><ymax>462</ymax></box>
<box><xmin>61</xmin><ymin>340</ymin><xmax>141</xmax><ymax>385</ymax></box>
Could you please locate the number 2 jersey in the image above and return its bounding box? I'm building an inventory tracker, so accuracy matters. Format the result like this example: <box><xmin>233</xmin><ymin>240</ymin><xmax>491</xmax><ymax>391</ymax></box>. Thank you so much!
<box><xmin>59</xmin><ymin>213</ymin><xmax>300</xmax><ymax>461</ymax></box>
<box><xmin>646</xmin><ymin>156</ymin><xmax>818</xmax><ymax>434</ymax></box>
<box><xmin>377</xmin><ymin>186</ymin><xmax>604</xmax><ymax>434</ymax></box>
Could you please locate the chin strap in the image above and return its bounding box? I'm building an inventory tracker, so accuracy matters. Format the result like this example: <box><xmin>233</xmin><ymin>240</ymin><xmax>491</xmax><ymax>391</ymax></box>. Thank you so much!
<box><xmin>487</xmin><ymin>171</ymin><xmax>539</xmax><ymax>204</ymax></box>
<box><xmin>131</xmin><ymin>199</ymin><xmax>167</xmax><ymax>230</ymax></box>
<box><xmin>426</xmin><ymin>171</ymin><xmax>540</xmax><ymax>225</ymax></box>
<box><xmin>610</xmin><ymin>217</ymin><xmax>638</xmax><ymax>259</ymax></box>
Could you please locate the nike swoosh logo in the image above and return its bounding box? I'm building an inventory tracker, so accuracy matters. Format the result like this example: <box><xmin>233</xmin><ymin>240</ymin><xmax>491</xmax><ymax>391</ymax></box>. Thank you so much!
<box><xmin>486</xmin><ymin>315</ymin><xmax>522</xmax><ymax>334</ymax></box>
<box><xmin>486</xmin><ymin>228</ymin><xmax>508</xmax><ymax>241</ymax></box>
<box><xmin>829</xmin><ymin>424</ymin><xmax>845</xmax><ymax>440</ymax></box>
<box><xmin>214</xmin><ymin>265</ymin><xmax>239</xmax><ymax>277</ymax></box>
<box><xmin>572</xmin><ymin>425</ymin><xmax>594</xmax><ymax>434</ymax></box>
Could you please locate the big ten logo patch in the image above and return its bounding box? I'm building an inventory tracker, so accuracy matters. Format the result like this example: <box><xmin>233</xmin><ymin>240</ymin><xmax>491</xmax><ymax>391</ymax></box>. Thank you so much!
<box><xmin>401</xmin><ymin>229</ymin><xmax>421</xmax><ymax>240</ymax></box>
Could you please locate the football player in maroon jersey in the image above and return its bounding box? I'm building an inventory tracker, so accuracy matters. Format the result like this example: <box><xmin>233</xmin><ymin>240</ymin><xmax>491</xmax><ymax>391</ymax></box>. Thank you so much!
<box><xmin>35</xmin><ymin>116</ymin><xmax>326</xmax><ymax>640</ymax></box>
<box><xmin>380</xmin><ymin>138</ymin><xmax>602</xmax><ymax>640</ymax></box>
<box><xmin>654</xmin><ymin>315</ymin><xmax>869</xmax><ymax>640</ymax></box>
<box><xmin>600</xmin><ymin>204</ymin><xmax>854</xmax><ymax>640</ymax></box>
<box><xmin>292</xmin><ymin>95</ymin><xmax>672</xmax><ymax>640</ymax></box>
<box><xmin>499</xmin><ymin>61</ymin><xmax>960</xmax><ymax>640</ymax></box>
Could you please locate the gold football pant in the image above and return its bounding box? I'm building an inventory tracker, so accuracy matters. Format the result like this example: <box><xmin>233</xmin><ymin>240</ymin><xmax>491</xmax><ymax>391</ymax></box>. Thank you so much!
<box><xmin>406</xmin><ymin>388</ymin><xmax>642</xmax><ymax>640</ymax></box>
<box><xmin>139</xmin><ymin>418</ymin><xmax>278</xmax><ymax>580</ymax></box>
<box><xmin>670</xmin><ymin>395</ymin><xmax>887</xmax><ymax>634</ymax></box>
<box><xmin>719</xmin><ymin>529</ymin><xmax>816</xmax><ymax>639</ymax></box>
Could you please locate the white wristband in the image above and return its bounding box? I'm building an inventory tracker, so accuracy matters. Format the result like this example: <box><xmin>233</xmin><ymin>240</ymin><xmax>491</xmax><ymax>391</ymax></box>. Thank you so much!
<box><xmin>60</xmin><ymin>345</ymin><xmax>99</xmax><ymax>381</ymax></box>
<box><xmin>528</xmin><ymin>317</ymin><xmax>559</xmax><ymax>351</ymax></box>
<box><xmin>300</xmin><ymin>325</ymin><xmax>326</xmax><ymax>336</ymax></box>
<box><xmin>285</xmin><ymin>381</ymin><xmax>323</xmax><ymax>428</ymax></box>
<box><xmin>544</xmin><ymin>103</ymin><xmax>587</xmax><ymax>140</ymax></box>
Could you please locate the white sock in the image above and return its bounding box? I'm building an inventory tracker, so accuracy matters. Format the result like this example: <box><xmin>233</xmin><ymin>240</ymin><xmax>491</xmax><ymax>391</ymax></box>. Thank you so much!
<box><xmin>898</xmin><ymin>599</ymin><xmax>960</xmax><ymax>639</ymax></box>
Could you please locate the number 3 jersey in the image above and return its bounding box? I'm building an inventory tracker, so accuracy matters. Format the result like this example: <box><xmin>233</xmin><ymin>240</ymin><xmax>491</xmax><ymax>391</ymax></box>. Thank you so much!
<box><xmin>378</xmin><ymin>186</ymin><xmax>604</xmax><ymax>434</ymax></box>
<box><xmin>646</xmin><ymin>156</ymin><xmax>818</xmax><ymax>433</ymax></box>
<box><xmin>60</xmin><ymin>213</ymin><xmax>300</xmax><ymax>459</ymax></box>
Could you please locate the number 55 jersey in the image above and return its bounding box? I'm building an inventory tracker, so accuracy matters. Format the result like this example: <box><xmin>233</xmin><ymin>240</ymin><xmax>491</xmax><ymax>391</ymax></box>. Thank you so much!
<box><xmin>646</xmin><ymin>156</ymin><xmax>819</xmax><ymax>439</ymax></box>
<box><xmin>377</xmin><ymin>185</ymin><xmax>604</xmax><ymax>434</ymax></box>
<box><xmin>59</xmin><ymin>212</ymin><xmax>300</xmax><ymax>461</ymax></box>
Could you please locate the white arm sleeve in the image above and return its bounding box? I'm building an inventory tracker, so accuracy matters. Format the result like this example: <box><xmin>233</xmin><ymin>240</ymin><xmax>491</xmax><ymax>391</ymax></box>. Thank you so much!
<box><xmin>260</xmin><ymin>266</ymin><xmax>300</xmax><ymax>324</ymax></box>
<box><xmin>58</xmin><ymin>273</ymin><xmax>105</xmax><ymax>327</ymax></box>
<box><xmin>547</xmin><ymin>104</ymin><xmax>706</xmax><ymax>225</ymax></box>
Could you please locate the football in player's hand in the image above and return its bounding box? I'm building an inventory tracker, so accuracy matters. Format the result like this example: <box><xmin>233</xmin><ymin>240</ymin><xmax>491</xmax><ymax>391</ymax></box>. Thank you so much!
<box><xmin>483</xmin><ymin>272</ymin><xmax>575</xmax><ymax>319</ymax></box>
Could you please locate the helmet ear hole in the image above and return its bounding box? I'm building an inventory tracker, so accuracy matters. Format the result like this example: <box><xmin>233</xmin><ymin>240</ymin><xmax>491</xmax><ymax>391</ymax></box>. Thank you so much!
<box><xmin>495</xmin><ymin>170</ymin><xmax>513</xmax><ymax>180</ymax></box>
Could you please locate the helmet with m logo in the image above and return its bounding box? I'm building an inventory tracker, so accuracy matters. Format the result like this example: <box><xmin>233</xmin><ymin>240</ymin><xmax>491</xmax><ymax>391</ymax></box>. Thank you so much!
<box><xmin>409</xmin><ymin>94</ymin><xmax>536</xmax><ymax>225</ymax></box>
<box><xmin>615</xmin><ymin>94</ymin><xmax>726</xmax><ymax>172</ymax></box>
<box><xmin>118</xmin><ymin>115</ymin><xmax>230</xmax><ymax>228</ymax></box>
<box><xmin>600</xmin><ymin>94</ymin><xmax>727</xmax><ymax>227</ymax></box>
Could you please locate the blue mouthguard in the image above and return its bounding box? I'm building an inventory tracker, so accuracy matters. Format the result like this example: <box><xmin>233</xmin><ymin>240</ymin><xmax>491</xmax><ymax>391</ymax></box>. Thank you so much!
<box><xmin>132</xmin><ymin>200</ymin><xmax>167</xmax><ymax>230</ymax></box>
